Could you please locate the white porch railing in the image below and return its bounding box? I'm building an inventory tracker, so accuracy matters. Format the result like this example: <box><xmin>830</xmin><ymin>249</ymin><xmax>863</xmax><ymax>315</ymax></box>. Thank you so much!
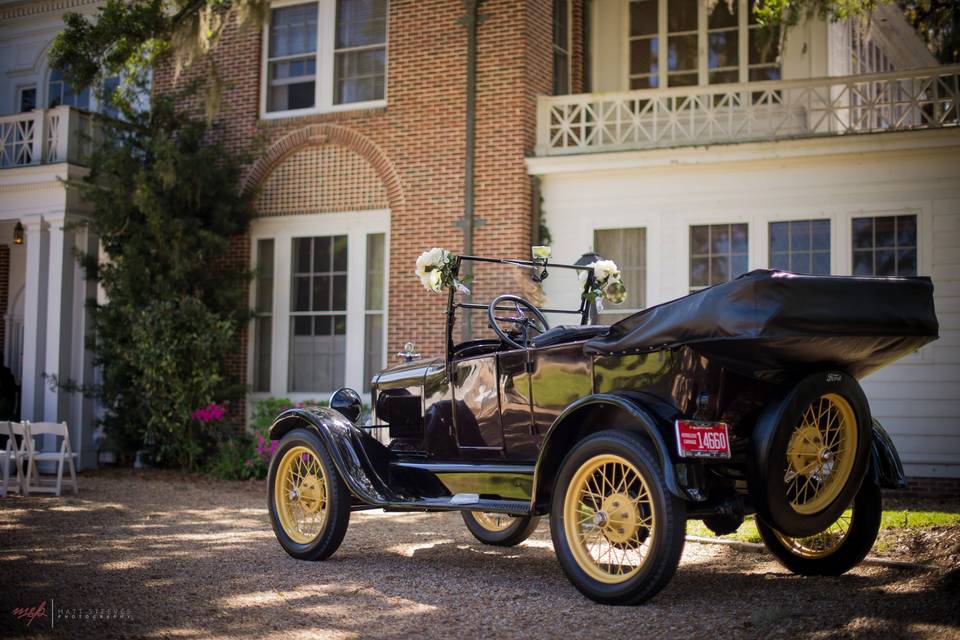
<box><xmin>536</xmin><ymin>65</ymin><xmax>960</xmax><ymax>156</ymax></box>
<box><xmin>0</xmin><ymin>106</ymin><xmax>95</xmax><ymax>169</ymax></box>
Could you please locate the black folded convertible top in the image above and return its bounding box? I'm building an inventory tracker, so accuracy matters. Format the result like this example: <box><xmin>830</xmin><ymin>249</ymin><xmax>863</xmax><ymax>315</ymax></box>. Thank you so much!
<box><xmin>584</xmin><ymin>270</ymin><xmax>939</xmax><ymax>381</ymax></box>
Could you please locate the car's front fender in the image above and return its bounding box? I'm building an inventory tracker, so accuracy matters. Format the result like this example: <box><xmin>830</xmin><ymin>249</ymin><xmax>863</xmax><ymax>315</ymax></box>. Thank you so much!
<box><xmin>269</xmin><ymin>407</ymin><xmax>395</xmax><ymax>505</ymax></box>
<box><xmin>531</xmin><ymin>393</ymin><xmax>698</xmax><ymax>512</ymax></box>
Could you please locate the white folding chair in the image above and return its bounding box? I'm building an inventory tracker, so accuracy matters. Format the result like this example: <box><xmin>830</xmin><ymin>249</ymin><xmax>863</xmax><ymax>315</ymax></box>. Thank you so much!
<box><xmin>24</xmin><ymin>421</ymin><xmax>79</xmax><ymax>496</ymax></box>
<box><xmin>1</xmin><ymin>421</ymin><xmax>27</xmax><ymax>496</ymax></box>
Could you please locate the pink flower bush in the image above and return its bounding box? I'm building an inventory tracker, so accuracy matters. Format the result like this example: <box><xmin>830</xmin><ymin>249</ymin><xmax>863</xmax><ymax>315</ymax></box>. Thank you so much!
<box><xmin>192</xmin><ymin>403</ymin><xmax>226</xmax><ymax>423</ymax></box>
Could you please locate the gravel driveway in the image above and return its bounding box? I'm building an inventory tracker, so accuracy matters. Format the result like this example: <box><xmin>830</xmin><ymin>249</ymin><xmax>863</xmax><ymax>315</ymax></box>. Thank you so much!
<box><xmin>1</xmin><ymin>471</ymin><xmax>957</xmax><ymax>639</ymax></box>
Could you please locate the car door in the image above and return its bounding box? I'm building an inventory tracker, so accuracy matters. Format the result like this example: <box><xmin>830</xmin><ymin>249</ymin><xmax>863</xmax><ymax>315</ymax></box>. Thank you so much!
<box><xmin>451</xmin><ymin>353</ymin><xmax>505</xmax><ymax>454</ymax></box>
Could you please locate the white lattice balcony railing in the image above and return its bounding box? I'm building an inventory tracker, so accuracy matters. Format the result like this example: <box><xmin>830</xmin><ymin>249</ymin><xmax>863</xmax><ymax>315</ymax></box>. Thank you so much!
<box><xmin>536</xmin><ymin>64</ymin><xmax>960</xmax><ymax>156</ymax></box>
<box><xmin>0</xmin><ymin>106</ymin><xmax>95</xmax><ymax>169</ymax></box>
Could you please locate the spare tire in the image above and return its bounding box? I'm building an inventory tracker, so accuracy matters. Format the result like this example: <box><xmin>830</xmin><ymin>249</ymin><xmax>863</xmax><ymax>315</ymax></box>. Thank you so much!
<box><xmin>747</xmin><ymin>370</ymin><xmax>872</xmax><ymax>537</ymax></box>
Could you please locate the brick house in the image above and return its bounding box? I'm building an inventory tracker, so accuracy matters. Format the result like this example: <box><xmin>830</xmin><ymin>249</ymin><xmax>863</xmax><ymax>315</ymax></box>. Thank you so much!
<box><xmin>1</xmin><ymin>0</ymin><xmax>959</xmax><ymax>487</ymax></box>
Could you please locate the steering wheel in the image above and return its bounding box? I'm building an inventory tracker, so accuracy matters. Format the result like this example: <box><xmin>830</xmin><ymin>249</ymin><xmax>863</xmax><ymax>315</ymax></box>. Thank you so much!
<box><xmin>487</xmin><ymin>295</ymin><xmax>551</xmax><ymax>350</ymax></box>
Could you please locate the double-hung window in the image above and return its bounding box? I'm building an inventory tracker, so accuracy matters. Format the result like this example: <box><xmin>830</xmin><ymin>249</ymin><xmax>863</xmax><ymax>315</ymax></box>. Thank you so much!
<box><xmin>264</xmin><ymin>0</ymin><xmax>388</xmax><ymax>116</ymax></box>
<box><xmin>689</xmin><ymin>223</ymin><xmax>748</xmax><ymax>293</ymax></box>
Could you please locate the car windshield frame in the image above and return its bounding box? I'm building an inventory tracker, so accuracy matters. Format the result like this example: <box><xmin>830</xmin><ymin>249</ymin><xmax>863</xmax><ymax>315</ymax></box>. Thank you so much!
<box><xmin>444</xmin><ymin>254</ymin><xmax>597</xmax><ymax>358</ymax></box>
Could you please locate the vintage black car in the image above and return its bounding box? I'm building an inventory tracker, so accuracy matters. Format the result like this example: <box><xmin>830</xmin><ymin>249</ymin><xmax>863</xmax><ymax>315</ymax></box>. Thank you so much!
<box><xmin>266</xmin><ymin>252</ymin><xmax>938</xmax><ymax>605</ymax></box>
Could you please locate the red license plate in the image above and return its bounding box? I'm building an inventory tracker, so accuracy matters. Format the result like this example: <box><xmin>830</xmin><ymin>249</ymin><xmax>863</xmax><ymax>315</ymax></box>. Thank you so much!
<box><xmin>675</xmin><ymin>420</ymin><xmax>731</xmax><ymax>459</ymax></box>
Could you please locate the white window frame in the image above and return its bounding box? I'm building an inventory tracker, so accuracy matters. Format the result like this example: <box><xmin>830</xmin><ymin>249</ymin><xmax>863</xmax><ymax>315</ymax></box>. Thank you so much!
<box><xmin>624</xmin><ymin>0</ymin><xmax>779</xmax><ymax>89</ymax></box>
<box><xmin>683</xmin><ymin>218</ymin><xmax>753</xmax><ymax>293</ymax></box>
<box><xmin>260</xmin><ymin>0</ymin><xmax>389</xmax><ymax>120</ymax></box>
<box><xmin>248</xmin><ymin>209</ymin><xmax>390</xmax><ymax>403</ymax></box>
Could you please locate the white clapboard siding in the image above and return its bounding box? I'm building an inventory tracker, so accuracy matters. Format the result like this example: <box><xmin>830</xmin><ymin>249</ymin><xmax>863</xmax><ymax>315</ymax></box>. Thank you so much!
<box><xmin>538</xmin><ymin>130</ymin><xmax>960</xmax><ymax>478</ymax></box>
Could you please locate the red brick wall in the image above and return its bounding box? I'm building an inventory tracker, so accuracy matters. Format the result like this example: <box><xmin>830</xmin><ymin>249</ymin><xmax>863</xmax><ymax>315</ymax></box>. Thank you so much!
<box><xmin>154</xmin><ymin>0</ymin><xmax>556</xmax><ymax>403</ymax></box>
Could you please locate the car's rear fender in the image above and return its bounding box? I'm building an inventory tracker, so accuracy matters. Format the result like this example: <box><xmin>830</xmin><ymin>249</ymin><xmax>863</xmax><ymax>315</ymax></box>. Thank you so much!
<box><xmin>531</xmin><ymin>393</ymin><xmax>701</xmax><ymax>512</ymax></box>
<box><xmin>870</xmin><ymin>418</ymin><xmax>907</xmax><ymax>489</ymax></box>
<box><xmin>269</xmin><ymin>407</ymin><xmax>396</xmax><ymax>505</ymax></box>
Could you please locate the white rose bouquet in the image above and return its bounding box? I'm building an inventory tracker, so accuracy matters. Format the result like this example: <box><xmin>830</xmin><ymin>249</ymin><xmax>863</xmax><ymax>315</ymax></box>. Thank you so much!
<box><xmin>415</xmin><ymin>247</ymin><xmax>471</xmax><ymax>294</ymax></box>
<box><xmin>579</xmin><ymin>259</ymin><xmax>627</xmax><ymax>310</ymax></box>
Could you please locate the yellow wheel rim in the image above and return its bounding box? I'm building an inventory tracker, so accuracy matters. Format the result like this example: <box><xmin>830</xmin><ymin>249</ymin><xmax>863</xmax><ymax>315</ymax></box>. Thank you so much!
<box><xmin>773</xmin><ymin>508</ymin><xmax>853</xmax><ymax>558</ymax></box>
<box><xmin>471</xmin><ymin>512</ymin><xmax>515</xmax><ymax>532</ymax></box>
<box><xmin>562</xmin><ymin>454</ymin><xmax>656</xmax><ymax>584</ymax></box>
<box><xmin>274</xmin><ymin>446</ymin><xmax>329</xmax><ymax>544</ymax></box>
<box><xmin>784</xmin><ymin>393</ymin><xmax>858</xmax><ymax>515</ymax></box>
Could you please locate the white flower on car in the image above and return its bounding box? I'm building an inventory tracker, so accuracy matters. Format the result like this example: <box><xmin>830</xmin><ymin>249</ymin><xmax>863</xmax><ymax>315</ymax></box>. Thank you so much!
<box><xmin>580</xmin><ymin>258</ymin><xmax>627</xmax><ymax>306</ymax></box>
<box><xmin>428</xmin><ymin>268</ymin><xmax>444</xmax><ymax>292</ymax></box>
<box><xmin>414</xmin><ymin>247</ymin><xmax>470</xmax><ymax>294</ymax></box>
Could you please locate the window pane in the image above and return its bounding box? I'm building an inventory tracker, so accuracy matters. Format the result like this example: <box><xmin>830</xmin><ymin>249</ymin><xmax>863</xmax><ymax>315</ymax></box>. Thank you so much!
<box><xmin>630</xmin><ymin>39</ymin><xmax>658</xmax><ymax>77</ymax></box>
<box><xmin>270</xmin><ymin>3</ymin><xmax>318</xmax><ymax>57</ymax></box>
<box><xmin>336</xmin><ymin>0</ymin><xmax>387</xmax><ymax>48</ymax></box>
<box><xmin>709</xmin><ymin>1</ymin><xmax>737</xmax><ymax>28</ymax></box>
<box><xmin>668</xmin><ymin>35</ymin><xmax>697</xmax><ymax>71</ymax></box>
<box><xmin>595</xmin><ymin>227</ymin><xmax>646</xmax><ymax>311</ymax></box>
<box><xmin>898</xmin><ymin>249</ymin><xmax>917</xmax><ymax>276</ymax></box>
<box><xmin>749</xmin><ymin>28</ymin><xmax>778</xmax><ymax>65</ymax></box>
<box><xmin>553</xmin><ymin>0</ymin><xmax>569</xmax><ymax>48</ymax></box>
<box><xmin>364</xmin><ymin>314</ymin><xmax>384</xmax><ymax>392</ymax></box>
<box><xmin>790</xmin><ymin>220</ymin><xmax>810</xmax><ymax>251</ymax></box>
<box><xmin>332</xmin><ymin>274</ymin><xmax>348</xmax><ymax>310</ymax></box>
<box><xmin>365</xmin><ymin>233</ymin><xmax>386</xmax><ymax>310</ymax></box>
<box><xmin>554</xmin><ymin>51</ymin><xmax>571</xmax><ymax>95</ymax></box>
<box><xmin>853</xmin><ymin>251</ymin><xmax>873</xmax><ymax>275</ymax></box>
<box><xmin>294</xmin><ymin>237</ymin><xmax>312</xmax><ymax>273</ymax></box>
<box><xmin>313</xmin><ymin>275</ymin><xmax>331</xmax><ymax>311</ymax></box>
<box><xmin>667</xmin><ymin>0</ymin><xmax>697</xmax><ymax>32</ymax></box>
<box><xmin>897</xmin><ymin>216</ymin><xmax>917</xmax><ymax>247</ymax></box>
<box><xmin>269</xmin><ymin>79</ymin><xmax>315</xmax><ymax>112</ymax></box>
<box><xmin>691</xmin><ymin>225</ymin><xmax>709</xmax><ymax>255</ymax></box>
<box><xmin>293</xmin><ymin>276</ymin><xmax>311</xmax><ymax>311</ymax></box>
<box><xmin>630</xmin><ymin>0</ymin><xmax>658</xmax><ymax>37</ymax></box>
<box><xmin>812</xmin><ymin>219</ymin><xmax>830</xmax><ymax>250</ymax></box>
<box><xmin>255</xmin><ymin>239</ymin><xmax>275</xmax><ymax>314</ymax></box>
<box><xmin>812</xmin><ymin>252</ymin><xmax>830</xmax><ymax>275</ymax></box>
<box><xmin>690</xmin><ymin>257</ymin><xmax>709</xmax><ymax>287</ymax></box>
<box><xmin>333</xmin><ymin>235</ymin><xmax>349</xmax><ymax>270</ymax></box>
<box><xmin>315</xmin><ymin>236</ymin><xmax>332</xmax><ymax>272</ymax></box>
<box><xmin>731</xmin><ymin>224</ymin><xmax>748</xmax><ymax>253</ymax></box>
<box><xmin>711</xmin><ymin>225</ymin><xmax>730</xmax><ymax>253</ymax></box>
<box><xmin>19</xmin><ymin>87</ymin><xmax>37</xmax><ymax>112</ymax></box>
<box><xmin>875</xmin><ymin>216</ymin><xmax>896</xmax><ymax>248</ymax></box>
<box><xmin>770</xmin><ymin>222</ymin><xmax>788</xmax><ymax>252</ymax></box>
<box><xmin>771</xmin><ymin>252</ymin><xmax>789</xmax><ymax>271</ymax></box>
<box><xmin>253</xmin><ymin>317</ymin><xmax>272</xmax><ymax>392</ymax></box>
<box><xmin>708</xmin><ymin>32</ymin><xmax>738</xmax><ymax>69</ymax></box>
<box><xmin>852</xmin><ymin>218</ymin><xmax>873</xmax><ymax>249</ymax></box>
<box><xmin>334</xmin><ymin>49</ymin><xmax>386</xmax><ymax>103</ymax></box>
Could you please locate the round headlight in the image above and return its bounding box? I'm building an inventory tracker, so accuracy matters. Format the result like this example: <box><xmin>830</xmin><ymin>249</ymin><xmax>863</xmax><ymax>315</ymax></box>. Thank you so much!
<box><xmin>330</xmin><ymin>387</ymin><xmax>363</xmax><ymax>424</ymax></box>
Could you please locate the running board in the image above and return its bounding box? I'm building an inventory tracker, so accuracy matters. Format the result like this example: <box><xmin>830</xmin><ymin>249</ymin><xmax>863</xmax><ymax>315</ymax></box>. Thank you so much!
<box><xmin>362</xmin><ymin>495</ymin><xmax>533</xmax><ymax>516</ymax></box>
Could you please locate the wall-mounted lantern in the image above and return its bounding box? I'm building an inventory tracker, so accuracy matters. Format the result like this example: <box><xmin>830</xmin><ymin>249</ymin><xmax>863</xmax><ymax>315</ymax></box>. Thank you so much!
<box><xmin>13</xmin><ymin>221</ymin><xmax>24</xmax><ymax>245</ymax></box>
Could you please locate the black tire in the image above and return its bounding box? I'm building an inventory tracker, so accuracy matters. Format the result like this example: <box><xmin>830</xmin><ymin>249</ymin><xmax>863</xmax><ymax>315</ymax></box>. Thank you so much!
<box><xmin>549</xmin><ymin>430</ymin><xmax>686</xmax><ymax>605</ymax></box>
<box><xmin>267</xmin><ymin>427</ymin><xmax>352</xmax><ymax>561</ymax></box>
<box><xmin>462</xmin><ymin>512</ymin><xmax>541</xmax><ymax>546</ymax></box>
<box><xmin>757</xmin><ymin>480</ymin><xmax>882</xmax><ymax>576</ymax></box>
<box><xmin>748</xmin><ymin>370</ymin><xmax>873</xmax><ymax>537</ymax></box>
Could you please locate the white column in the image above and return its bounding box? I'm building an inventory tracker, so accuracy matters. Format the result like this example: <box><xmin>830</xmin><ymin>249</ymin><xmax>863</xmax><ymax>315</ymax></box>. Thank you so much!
<box><xmin>42</xmin><ymin>212</ymin><xmax>75</xmax><ymax>424</ymax></box>
<box><xmin>69</xmin><ymin>225</ymin><xmax>98</xmax><ymax>468</ymax></box>
<box><xmin>19</xmin><ymin>215</ymin><xmax>48</xmax><ymax>422</ymax></box>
